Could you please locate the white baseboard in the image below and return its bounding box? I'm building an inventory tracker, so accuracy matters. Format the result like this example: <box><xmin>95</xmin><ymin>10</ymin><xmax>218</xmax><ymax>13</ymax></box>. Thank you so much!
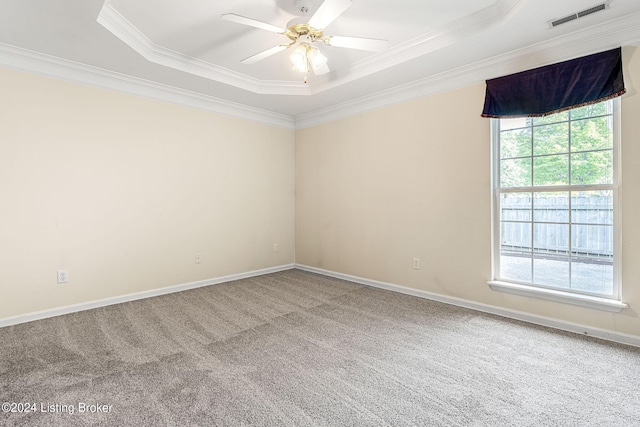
<box><xmin>0</xmin><ymin>264</ymin><xmax>295</xmax><ymax>328</ymax></box>
<box><xmin>4</xmin><ymin>263</ymin><xmax>638</xmax><ymax>348</ymax></box>
<box><xmin>295</xmin><ymin>264</ymin><xmax>640</xmax><ymax>348</ymax></box>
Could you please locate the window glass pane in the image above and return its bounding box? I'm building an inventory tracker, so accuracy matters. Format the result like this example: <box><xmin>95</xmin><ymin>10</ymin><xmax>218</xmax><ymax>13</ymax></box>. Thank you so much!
<box><xmin>570</xmin><ymin>102</ymin><xmax>611</xmax><ymax>119</ymax></box>
<box><xmin>571</xmin><ymin>191</ymin><xmax>613</xmax><ymax>225</ymax></box>
<box><xmin>500</xmin><ymin>127</ymin><xmax>531</xmax><ymax>159</ymax></box>
<box><xmin>500</xmin><ymin>254</ymin><xmax>532</xmax><ymax>283</ymax></box>
<box><xmin>532</xmin><ymin>111</ymin><xmax>569</xmax><ymax>125</ymax></box>
<box><xmin>534</xmin><ymin>223</ymin><xmax>569</xmax><ymax>255</ymax></box>
<box><xmin>533</xmin><ymin>122</ymin><xmax>569</xmax><ymax>155</ymax></box>
<box><xmin>501</xmin><ymin>221</ymin><xmax>531</xmax><ymax>252</ymax></box>
<box><xmin>501</xmin><ymin>193</ymin><xmax>531</xmax><ymax>221</ymax></box>
<box><xmin>571</xmin><ymin>224</ymin><xmax>613</xmax><ymax>259</ymax></box>
<box><xmin>533</xmin><ymin>222</ymin><xmax>570</xmax><ymax>289</ymax></box>
<box><xmin>533</xmin><ymin>254</ymin><xmax>569</xmax><ymax>289</ymax></box>
<box><xmin>533</xmin><ymin>192</ymin><xmax>569</xmax><ymax>222</ymax></box>
<box><xmin>500</xmin><ymin>221</ymin><xmax>532</xmax><ymax>282</ymax></box>
<box><xmin>501</xmin><ymin>158</ymin><xmax>531</xmax><ymax>188</ymax></box>
<box><xmin>571</xmin><ymin>151</ymin><xmax>613</xmax><ymax>185</ymax></box>
<box><xmin>571</xmin><ymin>116</ymin><xmax>613</xmax><ymax>152</ymax></box>
<box><xmin>571</xmin><ymin>258</ymin><xmax>613</xmax><ymax>296</ymax></box>
<box><xmin>533</xmin><ymin>154</ymin><xmax>569</xmax><ymax>186</ymax></box>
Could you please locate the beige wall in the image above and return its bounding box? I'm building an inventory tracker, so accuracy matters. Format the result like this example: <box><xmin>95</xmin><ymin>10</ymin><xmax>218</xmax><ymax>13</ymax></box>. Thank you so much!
<box><xmin>296</xmin><ymin>46</ymin><xmax>640</xmax><ymax>338</ymax></box>
<box><xmin>0</xmin><ymin>67</ymin><xmax>295</xmax><ymax>319</ymax></box>
<box><xmin>2</xmin><ymin>46</ymin><xmax>638</xmax><ymax>338</ymax></box>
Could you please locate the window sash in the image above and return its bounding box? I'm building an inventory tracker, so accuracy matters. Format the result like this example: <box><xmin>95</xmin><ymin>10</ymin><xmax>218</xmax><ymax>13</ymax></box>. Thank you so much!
<box><xmin>491</xmin><ymin>99</ymin><xmax>621</xmax><ymax>300</ymax></box>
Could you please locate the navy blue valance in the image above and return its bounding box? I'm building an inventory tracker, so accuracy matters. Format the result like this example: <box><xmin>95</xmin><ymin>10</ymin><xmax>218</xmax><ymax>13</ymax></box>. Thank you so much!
<box><xmin>481</xmin><ymin>47</ymin><xmax>625</xmax><ymax>118</ymax></box>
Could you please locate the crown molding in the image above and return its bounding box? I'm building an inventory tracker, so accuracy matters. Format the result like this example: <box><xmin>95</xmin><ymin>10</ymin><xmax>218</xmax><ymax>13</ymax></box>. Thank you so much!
<box><xmin>0</xmin><ymin>42</ymin><xmax>296</xmax><ymax>130</ymax></box>
<box><xmin>295</xmin><ymin>10</ymin><xmax>640</xmax><ymax>129</ymax></box>
<box><xmin>98</xmin><ymin>0</ymin><xmax>525</xmax><ymax>96</ymax></box>
<box><xmin>1</xmin><ymin>9</ymin><xmax>638</xmax><ymax>131</ymax></box>
<box><xmin>97</xmin><ymin>3</ymin><xmax>309</xmax><ymax>96</ymax></box>
<box><xmin>308</xmin><ymin>0</ymin><xmax>526</xmax><ymax>94</ymax></box>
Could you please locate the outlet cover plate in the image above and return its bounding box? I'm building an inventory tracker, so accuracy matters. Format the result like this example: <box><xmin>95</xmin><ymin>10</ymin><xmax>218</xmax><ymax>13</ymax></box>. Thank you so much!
<box><xmin>57</xmin><ymin>269</ymin><xmax>69</xmax><ymax>284</ymax></box>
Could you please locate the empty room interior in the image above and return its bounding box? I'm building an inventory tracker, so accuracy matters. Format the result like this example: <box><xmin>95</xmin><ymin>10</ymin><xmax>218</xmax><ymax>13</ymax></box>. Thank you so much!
<box><xmin>1</xmin><ymin>0</ymin><xmax>640</xmax><ymax>425</ymax></box>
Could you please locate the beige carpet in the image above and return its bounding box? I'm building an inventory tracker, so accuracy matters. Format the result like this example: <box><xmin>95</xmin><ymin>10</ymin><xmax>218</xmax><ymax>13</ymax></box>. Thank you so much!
<box><xmin>1</xmin><ymin>269</ymin><xmax>639</xmax><ymax>426</ymax></box>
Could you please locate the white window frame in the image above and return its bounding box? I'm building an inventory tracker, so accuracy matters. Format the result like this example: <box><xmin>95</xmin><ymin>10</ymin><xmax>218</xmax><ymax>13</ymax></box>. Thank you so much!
<box><xmin>488</xmin><ymin>98</ymin><xmax>627</xmax><ymax>312</ymax></box>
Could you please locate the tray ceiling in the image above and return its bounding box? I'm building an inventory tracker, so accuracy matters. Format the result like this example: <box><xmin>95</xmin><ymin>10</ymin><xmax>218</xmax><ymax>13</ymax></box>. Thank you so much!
<box><xmin>1</xmin><ymin>0</ymin><xmax>640</xmax><ymax>128</ymax></box>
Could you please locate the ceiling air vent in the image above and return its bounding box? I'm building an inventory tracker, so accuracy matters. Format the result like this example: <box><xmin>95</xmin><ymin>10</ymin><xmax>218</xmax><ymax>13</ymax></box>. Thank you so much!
<box><xmin>549</xmin><ymin>1</ymin><xmax>610</xmax><ymax>28</ymax></box>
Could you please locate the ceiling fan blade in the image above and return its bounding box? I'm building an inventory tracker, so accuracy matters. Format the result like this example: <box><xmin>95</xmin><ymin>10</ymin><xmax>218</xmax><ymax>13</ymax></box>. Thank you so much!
<box><xmin>308</xmin><ymin>0</ymin><xmax>352</xmax><ymax>29</ymax></box>
<box><xmin>221</xmin><ymin>13</ymin><xmax>286</xmax><ymax>34</ymax></box>
<box><xmin>324</xmin><ymin>35</ymin><xmax>388</xmax><ymax>52</ymax></box>
<box><xmin>241</xmin><ymin>44</ymin><xmax>291</xmax><ymax>65</ymax></box>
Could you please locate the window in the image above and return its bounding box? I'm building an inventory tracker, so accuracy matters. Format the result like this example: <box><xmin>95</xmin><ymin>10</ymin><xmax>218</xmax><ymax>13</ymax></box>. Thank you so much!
<box><xmin>491</xmin><ymin>99</ymin><xmax>621</xmax><ymax>304</ymax></box>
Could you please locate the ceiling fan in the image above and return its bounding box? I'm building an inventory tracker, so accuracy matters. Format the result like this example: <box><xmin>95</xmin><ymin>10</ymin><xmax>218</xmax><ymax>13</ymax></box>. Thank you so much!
<box><xmin>221</xmin><ymin>0</ymin><xmax>388</xmax><ymax>81</ymax></box>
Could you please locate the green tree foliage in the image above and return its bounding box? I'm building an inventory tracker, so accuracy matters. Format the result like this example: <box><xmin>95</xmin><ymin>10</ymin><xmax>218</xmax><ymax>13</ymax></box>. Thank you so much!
<box><xmin>500</xmin><ymin>101</ymin><xmax>613</xmax><ymax>188</ymax></box>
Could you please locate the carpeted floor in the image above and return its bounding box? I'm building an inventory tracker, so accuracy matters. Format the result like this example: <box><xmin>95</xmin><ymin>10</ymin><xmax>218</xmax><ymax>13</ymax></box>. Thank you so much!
<box><xmin>1</xmin><ymin>269</ymin><xmax>639</xmax><ymax>426</ymax></box>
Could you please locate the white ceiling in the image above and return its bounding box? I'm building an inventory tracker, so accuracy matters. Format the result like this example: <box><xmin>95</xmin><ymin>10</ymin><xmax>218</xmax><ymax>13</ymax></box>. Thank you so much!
<box><xmin>1</xmin><ymin>0</ymin><xmax>640</xmax><ymax>129</ymax></box>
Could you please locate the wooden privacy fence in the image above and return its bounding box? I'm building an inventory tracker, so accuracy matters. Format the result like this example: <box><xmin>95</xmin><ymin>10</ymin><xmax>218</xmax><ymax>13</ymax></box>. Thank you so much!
<box><xmin>501</xmin><ymin>194</ymin><xmax>613</xmax><ymax>260</ymax></box>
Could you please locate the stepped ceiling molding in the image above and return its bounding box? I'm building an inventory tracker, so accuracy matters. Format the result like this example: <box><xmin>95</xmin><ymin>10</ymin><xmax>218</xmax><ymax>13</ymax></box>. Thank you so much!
<box><xmin>96</xmin><ymin>0</ymin><xmax>523</xmax><ymax>96</ymax></box>
<box><xmin>1</xmin><ymin>0</ymin><xmax>640</xmax><ymax>129</ymax></box>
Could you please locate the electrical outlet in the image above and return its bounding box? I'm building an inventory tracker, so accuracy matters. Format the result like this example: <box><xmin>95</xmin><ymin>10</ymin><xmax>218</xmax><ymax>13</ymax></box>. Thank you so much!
<box><xmin>412</xmin><ymin>258</ymin><xmax>420</xmax><ymax>270</ymax></box>
<box><xmin>57</xmin><ymin>269</ymin><xmax>69</xmax><ymax>284</ymax></box>
<box><xmin>195</xmin><ymin>253</ymin><xmax>202</xmax><ymax>264</ymax></box>
<box><xmin>273</xmin><ymin>243</ymin><xmax>279</xmax><ymax>253</ymax></box>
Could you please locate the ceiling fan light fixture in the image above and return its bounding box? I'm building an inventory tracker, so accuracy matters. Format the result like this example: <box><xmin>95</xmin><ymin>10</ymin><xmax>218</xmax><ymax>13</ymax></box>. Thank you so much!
<box><xmin>290</xmin><ymin>44</ymin><xmax>309</xmax><ymax>72</ymax></box>
<box><xmin>307</xmin><ymin>46</ymin><xmax>327</xmax><ymax>71</ymax></box>
<box><xmin>224</xmin><ymin>0</ymin><xmax>384</xmax><ymax>79</ymax></box>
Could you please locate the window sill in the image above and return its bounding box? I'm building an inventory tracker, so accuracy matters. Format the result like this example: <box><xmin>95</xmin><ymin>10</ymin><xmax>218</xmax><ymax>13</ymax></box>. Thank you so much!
<box><xmin>487</xmin><ymin>281</ymin><xmax>628</xmax><ymax>313</ymax></box>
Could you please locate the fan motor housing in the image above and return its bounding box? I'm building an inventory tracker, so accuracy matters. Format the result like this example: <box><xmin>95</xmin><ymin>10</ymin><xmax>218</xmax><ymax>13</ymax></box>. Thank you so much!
<box><xmin>286</xmin><ymin>23</ymin><xmax>324</xmax><ymax>41</ymax></box>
